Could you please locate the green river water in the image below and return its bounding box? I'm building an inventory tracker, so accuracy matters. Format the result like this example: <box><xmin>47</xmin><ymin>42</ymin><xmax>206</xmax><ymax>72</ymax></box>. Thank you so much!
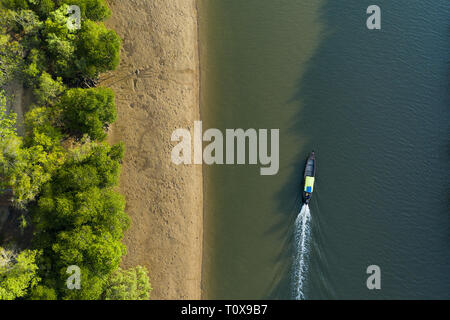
<box><xmin>199</xmin><ymin>0</ymin><xmax>449</xmax><ymax>299</ymax></box>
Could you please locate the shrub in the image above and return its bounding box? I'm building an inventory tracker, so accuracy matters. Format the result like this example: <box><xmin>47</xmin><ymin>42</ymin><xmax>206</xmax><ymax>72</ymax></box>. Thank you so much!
<box><xmin>103</xmin><ymin>266</ymin><xmax>152</xmax><ymax>300</ymax></box>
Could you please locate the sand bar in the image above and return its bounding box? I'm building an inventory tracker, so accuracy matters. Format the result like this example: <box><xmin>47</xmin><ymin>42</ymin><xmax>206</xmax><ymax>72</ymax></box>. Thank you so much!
<box><xmin>102</xmin><ymin>0</ymin><xmax>202</xmax><ymax>299</ymax></box>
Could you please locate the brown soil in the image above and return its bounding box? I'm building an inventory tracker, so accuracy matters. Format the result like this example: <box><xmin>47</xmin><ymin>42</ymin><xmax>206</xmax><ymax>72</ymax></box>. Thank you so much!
<box><xmin>101</xmin><ymin>0</ymin><xmax>202</xmax><ymax>299</ymax></box>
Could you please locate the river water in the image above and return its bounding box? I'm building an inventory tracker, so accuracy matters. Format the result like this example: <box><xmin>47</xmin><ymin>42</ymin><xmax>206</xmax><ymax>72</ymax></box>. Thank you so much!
<box><xmin>199</xmin><ymin>0</ymin><xmax>449</xmax><ymax>299</ymax></box>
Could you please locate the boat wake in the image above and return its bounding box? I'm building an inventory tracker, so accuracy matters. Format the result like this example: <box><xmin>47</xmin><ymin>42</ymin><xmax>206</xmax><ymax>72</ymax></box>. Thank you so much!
<box><xmin>292</xmin><ymin>203</ymin><xmax>312</xmax><ymax>300</ymax></box>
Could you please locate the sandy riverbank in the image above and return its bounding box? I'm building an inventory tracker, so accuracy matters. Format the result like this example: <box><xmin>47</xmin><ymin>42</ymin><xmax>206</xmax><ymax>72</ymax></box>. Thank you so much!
<box><xmin>101</xmin><ymin>0</ymin><xmax>202</xmax><ymax>299</ymax></box>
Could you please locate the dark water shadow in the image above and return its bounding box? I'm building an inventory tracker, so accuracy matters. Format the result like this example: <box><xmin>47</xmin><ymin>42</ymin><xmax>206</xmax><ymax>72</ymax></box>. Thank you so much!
<box><xmin>266</xmin><ymin>0</ymin><xmax>335</xmax><ymax>299</ymax></box>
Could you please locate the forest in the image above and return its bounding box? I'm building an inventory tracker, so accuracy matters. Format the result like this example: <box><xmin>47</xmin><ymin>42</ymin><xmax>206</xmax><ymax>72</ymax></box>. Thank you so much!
<box><xmin>0</xmin><ymin>0</ymin><xmax>151</xmax><ymax>299</ymax></box>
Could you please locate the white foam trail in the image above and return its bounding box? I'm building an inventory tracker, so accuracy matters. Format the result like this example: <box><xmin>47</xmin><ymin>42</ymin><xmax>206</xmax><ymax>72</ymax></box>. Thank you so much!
<box><xmin>292</xmin><ymin>204</ymin><xmax>311</xmax><ymax>300</ymax></box>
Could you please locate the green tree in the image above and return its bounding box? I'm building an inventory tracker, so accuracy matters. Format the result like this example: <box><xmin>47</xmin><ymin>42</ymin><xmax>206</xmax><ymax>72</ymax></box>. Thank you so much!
<box><xmin>58</xmin><ymin>87</ymin><xmax>116</xmax><ymax>140</ymax></box>
<box><xmin>24</xmin><ymin>105</ymin><xmax>63</xmax><ymax>150</ymax></box>
<box><xmin>5</xmin><ymin>105</ymin><xmax>66</xmax><ymax>208</ymax></box>
<box><xmin>0</xmin><ymin>248</ymin><xmax>40</xmax><ymax>300</ymax></box>
<box><xmin>51</xmin><ymin>225</ymin><xmax>125</xmax><ymax>276</ymax></box>
<box><xmin>29</xmin><ymin>284</ymin><xmax>57</xmax><ymax>300</ymax></box>
<box><xmin>0</xmin><ymin>1</ymin><xmax>147</xmax><ymax>300</ymax></box>
<box><xmin>60</xmin><ymin>265</ymin><xmax>106</xmax><ymax>300</ymax></box>
<box><xmin>103</xmin><ymin>266</ymin><xmax>152</xmax><ymax>300</ymax></box>
<box><xmin>0</xmin><ymin>0</ymin><xmax>29</xmax><ymax>11</ymax></box>
<box><xmin>60</xmin><ymin>0</ymin><xmax>111</xmax><ymax>21</ymax></box>
<box><xmin>40</xmin><ymin>4</ymin><xmax>75</xmax><ymax>75</ymax></box>
<box><xmin>22</xmin><ymin>48</ymin><xmax>45</xmax><ymax>86</ymax></box>
<box><xmin>0</xmin><ymin>33</ymin><xmax>22</xmax><ymax>86</ymax></box>
<box><xmin>3</xmin><ymin>2</ymin><xmax>120</xmax><ymax>83</ymax></box>
<box><xmin>31</xmin><ymin>141</ymin><xmax>128</xmax><ymax>299</ymax></box>
<box><xmin>0</xmin><ymin>123</ymin><xmax>27</xmax><ymax>199</ymax></box>
<box><xmin>29</xmin><ymin>0</ymin><xmax>55</xmax><ymax>18</ymax></box>
<box><xmin>33</xmin><ymin>72</ymin><xmax>65</xmax><ymax>104</ymax></box>
<box><xmin>33</xmin><ymin>140</ymin><xmax>125</xmax><ymax>230</ymax></box>
<box><xmin>9</xmin><ymin>9</ymin><xmax>42</xmax><ymax>35</ymax></box>
<box><xmin>74</xmin><ymin>20</ymin><xmax>121</xmax><ymax>79</ymax></box>
<box><xmin>0</xmin><ymin>91</ymin><xmax>28</xmax><ymax>203</ymax></box>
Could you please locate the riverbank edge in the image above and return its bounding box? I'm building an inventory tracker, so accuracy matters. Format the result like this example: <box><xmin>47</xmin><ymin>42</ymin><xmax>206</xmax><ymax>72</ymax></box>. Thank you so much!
<box><xmin>102</xmin><ymin>0</ymin><xmax>203</xmax><ymax>299</ymax></box>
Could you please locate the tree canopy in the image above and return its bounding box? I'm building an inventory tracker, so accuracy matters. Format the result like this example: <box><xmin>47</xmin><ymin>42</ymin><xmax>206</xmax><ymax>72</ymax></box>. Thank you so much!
<box><xmin>0</xmin><ymin>0</ymin><xmax>151</xmax><ymax>300</ymax></box>
<box><xmin>58</xmin><ymin>87</ymin><xmax>116</xmax><ymax>140</ymax></box>
<box><xmin>1</xmin><ymin>92</ymin><xmax>63</xmax><ymax>207</ymax></box>
<box><xmin>0</xmin><ymin>34</ymin><xmax>22</xmax><ymax>86</ymax></box>
<box><xmin>73</xmin><ymin>20</ymin><xmax>121</xmax><ymax>80</ymax></box>
<box><xmin>103</xmin><ymin>266</ymin><xmax>152</xmax><ymax>300</ymax></box>
<box><xmin>0</xmin><ymin>247</ymin><xmax>40</xmax><ymax>300</ymax></box>
<box><xmin>31</xmin><ymin>140</ymin><xmax>130</xmax><ymax>299</ymax></box>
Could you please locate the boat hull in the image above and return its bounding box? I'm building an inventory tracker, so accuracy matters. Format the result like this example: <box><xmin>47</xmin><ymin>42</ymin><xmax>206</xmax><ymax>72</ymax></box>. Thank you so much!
<box><xmin>302</xmin><ymin>151</ymin><xmax>316</xmax><ymax>204</ymax></box>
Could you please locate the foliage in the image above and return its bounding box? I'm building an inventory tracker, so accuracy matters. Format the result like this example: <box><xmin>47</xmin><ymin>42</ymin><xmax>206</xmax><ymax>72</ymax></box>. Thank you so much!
<box><xmin>0</xmin><ymin>131</ymin><xmax>25</xmax><ymax>198</ymax></box>
<box><xmin>3</xmin><ymin>2</ymin><xmax>120</xmax><ymax>84</ymax></box>
<box><xmin>0</xmin><ymin>90</ymin><xmax>17</xmax><ymax>137</ymax></box>
<box><xmin>103</xmin><ymin>266</ymin><xmax>152</xmax><ymax>300</ymax></box>
<box><xmin>22</xmin><ymin>48</ymin><xmax>44</xmax><ymax>85</ymax></box>
<box><xmin>0</xmin><ymin>0</ymin><xmax>151</xmax><ymax>300</ymax></box>
<box><xmin>0</xmin><ymin>104</ymin><xmax>66</xmax><ymax>208</ymax></box>
<box><xmin>0</xmin><ymin>33</ymin><xmax>22</xmax><ymax>86</ymax></box>
<box><xmin>2</xmin><ymin>0</ymin><xmax>54</xmax><ymax>18</ymax></box>
<box><xmin>74</xmin><ymin>20</ymin><xmax>121</xmax><ymax>79</ymax></box>
<box><xmin>60</xmin><ymin>0</ymin><xmax>111</xmax><ymax>21</ymax></box>
<box><xmin>58</xmin><ymin>87</ymin><xmax>116</xmax><ymax>140</ymax></box>
<box><xmin>0</xmin><ymin>91</ymin><xmax>27</xmax><ymax>203</ymax></box>
<box><xmin>39</xmin><ymin>4</ymin><xmax>74</xmax><ymax>75</ymax></box>
<box><xmin>29</xmin><ymin>284</ymin><xmax>57</xmax><ymax>299</ymax></box>
<box><xmin>60</xmin><ymin>265</ymin><xmax>106</xmax><ymax>300</ymax></box>
<box><xmin>52</xmin><ymin>224</ymin><xmax>125</xmax><ymax>275</ymax></box>
<box><xmin>31</xmin><ymin>140</ymin><xmax>129</xmax><ymax>299</ymax></box>
<box><xmin>30</xmin><ymin>0</ymin><xmax>55</xmax><ymax>18</ymax></box>
<box><xmin>33</xmin><ymin>140</ymin><xmax>125</xmax><ymax>229</ymax></box>
<box><xmin>0</xmin><ymin>0</ymin><xmax>29</xmax><ymax>11</ymax></box>
<box><xmin>0</xmin><ymin>248</ymin><xmax>40</xmax><ymax>300</ymax></box>
<box><xmin>24</xmin><ymin>105</ymin><xmax>62</xmax><ymax>149</ymax></box>
<box><xmin>10</xmin><ymin>9</ymin><xmax>42</xmax><ymax>35</ymax></box>
<box><xmin>36</xmin><ymin>5</ymin><xmax>120</xmax><ymax>80</ymax></box>
<box><xmin>33</xmin><ymin>72</ymin><xmax>65</xmax><ymax>104</ymax></box>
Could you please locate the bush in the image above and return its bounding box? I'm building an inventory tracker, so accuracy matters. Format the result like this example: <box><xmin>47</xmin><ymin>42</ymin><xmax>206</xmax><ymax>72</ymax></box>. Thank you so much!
<box><xmin>103</xmin><ymin>266</ymin><xmax>152</xmax><ymax>300</ymax></box>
